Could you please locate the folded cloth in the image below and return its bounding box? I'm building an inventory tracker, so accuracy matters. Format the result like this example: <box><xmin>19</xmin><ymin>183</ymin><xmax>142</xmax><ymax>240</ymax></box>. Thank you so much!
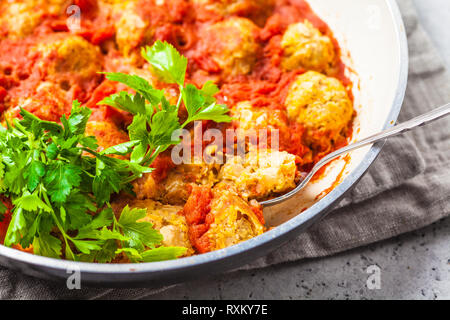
<box><xmin>0</xmin><ymin>0</ymin><xmax>449</xmax><ymax>299</ymax></box>
<box><xmin>242</xmin><ymin>0</ymin><xmax>450</xmax><ymax>267</ymax></box>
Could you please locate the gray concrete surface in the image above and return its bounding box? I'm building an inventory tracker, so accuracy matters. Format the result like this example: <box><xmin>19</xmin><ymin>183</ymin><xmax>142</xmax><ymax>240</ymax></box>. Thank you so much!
<box><xmin>148</xmin><ymin>0</ymin><xmax>450</xmax><ymax>300</ymax></box>
<box><xmin>413</xmin><ymin>0</ymin><xmax>450</xmax><ymax>68</ymax></box>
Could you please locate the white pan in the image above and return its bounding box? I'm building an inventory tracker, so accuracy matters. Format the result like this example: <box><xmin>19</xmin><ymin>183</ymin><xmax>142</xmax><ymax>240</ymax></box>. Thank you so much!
<box><xmin>0</xmin><ymin>0</ymin><xmax>408</xmax><ymax>287</ymax></box>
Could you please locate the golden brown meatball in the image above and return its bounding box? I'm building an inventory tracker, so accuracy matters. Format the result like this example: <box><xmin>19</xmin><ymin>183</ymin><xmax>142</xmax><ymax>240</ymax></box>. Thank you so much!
<box><xmin>219</xmin><ymin>148</ymin><xmax>297</xmax><ymax>200</ymax></box>
<box><xmin>193</xmin><ymin>0</ymin><xmax>271</xmax><ymax>14</ymax></box>
<box><xmin>281</xmin><ymin>21</ymin><xmax>335</xmax><ymax>73</ymax></box>
<box><xmin>127</xmin><ymin>199</ymin><xmax>194</xmax><ymax>256</ymax></box>
<box><xmin>203</xmin><ymin>182</ymin><xmax>265</xmax><ymax>251</ymax></box>
<box><xmin>132</xmin><ymin>161</ymin><xmax>220</xmax><ymax>205</ymax></box>
<box><xmin>200</xmin><ymin>17</ymin><xmax>260</xmax><ymax>77</ymax></box>
<box><xmin>85</xmin><ymin>120</ymin><xmax>130</xmax><ymax>152</ymax></box>
<box><xmin>0</xmin><ymin>1</ymin><xmax>72</xmax><ymax>38</ymax></box>
<box><xmin>285</xmin><ymin>71</ymin><xmax>353</xmax><ymax>149</ymax></box>
<box><xmin>193</xmin><ymin>0</ymin><xmax>274</xmax><ymax>24</ymax></box>
<box><xmin>3</xmin><ymin>81</ymin><xmax>69</xmax><ymax>123</ymax></box>
<box><xmin>161</xmin><ymin>162</ymin><xmax>221</xmax><ymax>205</ymax></box>
<box><xmin>231</xmin><ymin>101</ymin><xmax>288</xmax><ymax>131</ymax></box>
<box><xmin>230</xmin><ymin>101</ymin><xmax>291</xmax><ymax>150</ymax></box>
<box><xmin>0</xmin><ymin>1</ymin><xmax>43</xmax><ymax>38</ymax></box>
<box><xmin>114</xmin><ymin>1</ymin><xmax>153</xmax><ymax>62</ymax></box>
<box><xmin>36</xmin><ymin>35</ymin><xmax>102</xmax><ymax>80</ymax></box>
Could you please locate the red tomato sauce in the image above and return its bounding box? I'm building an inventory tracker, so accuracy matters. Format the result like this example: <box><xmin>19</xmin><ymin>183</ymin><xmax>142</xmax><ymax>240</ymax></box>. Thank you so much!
<box><xmin>0</xmin><ymin>198</ymin><xmax>13</xmax><ymax>245</ymax></box>
<box><xmin>183</xmin><ymin>185</ymin><xmax>214</xmax><ymax>253</ymax></box>
<box><xmin>0</xmin><ymin>0</ymin><xmax>354</xmax><ymax>253</ymax></box>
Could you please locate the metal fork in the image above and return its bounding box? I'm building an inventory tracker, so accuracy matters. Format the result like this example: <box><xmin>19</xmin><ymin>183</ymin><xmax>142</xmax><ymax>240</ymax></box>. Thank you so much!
<box><xmin>260</xmin><ymin>102</ymin><xmax>450</xmax><ymax>206</ymax></box>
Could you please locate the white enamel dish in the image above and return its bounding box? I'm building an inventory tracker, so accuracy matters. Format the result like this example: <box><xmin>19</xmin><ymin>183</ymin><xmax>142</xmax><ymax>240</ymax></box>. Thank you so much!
<box><xmin>0</xmin><ymin>0</ymin><xmax>408</xmax><ymax>287</ymax></box>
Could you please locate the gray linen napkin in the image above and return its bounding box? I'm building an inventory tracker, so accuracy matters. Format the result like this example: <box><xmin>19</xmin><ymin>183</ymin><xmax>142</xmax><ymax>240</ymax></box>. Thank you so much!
<box><xmin>243</xmin><ymin>0</ymin><xmax>450</xmax><ymax>266</ymax></box>
<box><xmin>1</xmin><ymin>0</ymin><xmax>449</xmax><ymax>299</ymax></box>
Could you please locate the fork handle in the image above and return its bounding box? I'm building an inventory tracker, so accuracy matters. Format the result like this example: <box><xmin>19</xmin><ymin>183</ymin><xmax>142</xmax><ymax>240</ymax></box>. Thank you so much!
<box><xmin>321</xmin><ymin>102</ymin><xmax>450</xmax><ymax>162</ymax></box>
<box><xmin>261</xmin><ymin>102</ymin><xmax>450</xmax><ymax>206</ymax></box>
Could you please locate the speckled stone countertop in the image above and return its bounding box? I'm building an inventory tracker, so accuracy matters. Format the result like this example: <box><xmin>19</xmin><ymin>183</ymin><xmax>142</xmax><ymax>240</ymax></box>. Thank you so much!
<box><xmin>149</xmin><ymin>0</ymin><xmax>450</xmax><ymax>300</ymax></box>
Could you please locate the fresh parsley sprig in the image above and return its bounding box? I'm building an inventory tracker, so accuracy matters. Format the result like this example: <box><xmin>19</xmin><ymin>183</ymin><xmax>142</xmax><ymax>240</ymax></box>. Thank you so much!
<box><xmin>99</xmin><ymin>41</ymin><xmax>232</xmax><ymax>166</ymax></box>
<box><xmin>0</xmin><ymin>41</ymin><xmax>228</xmax><ymax>263</ymax></box>
<box><xmin>0</xmin><ymin>103</ymin><xmax>186</xmax><ymax>262</ymax></box>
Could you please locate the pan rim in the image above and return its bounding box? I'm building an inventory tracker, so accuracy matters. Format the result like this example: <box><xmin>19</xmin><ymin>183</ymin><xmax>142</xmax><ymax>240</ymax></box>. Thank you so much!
<box><xmin>0</xmin><ymin>0</ymin><xmax>409</xmax><ymax>283</ymax></box>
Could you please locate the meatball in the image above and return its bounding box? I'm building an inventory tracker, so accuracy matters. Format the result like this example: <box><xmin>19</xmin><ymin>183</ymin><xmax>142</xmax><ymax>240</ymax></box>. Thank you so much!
<box><xmin>161</xmin><ymin>161</ymin><xmax>221</xmax><ymax>205</ymax></box>
<box><xmin>203</xmin><ymin>182</ymin><xmax>265</xmax><ymax>251</ymax></box>
<box><xmin>230</xmin><ymin>101</ymin><xmax>291</xmax><ymax>149</ymax></box>
<box><xmin>285</xmin><ymin>71</ymin><xmax>353</xmax><ymax>149</ymax></box>
<box><xmin>193</xmin><ymin>0</ymin><xmax>274</xmax><ymax>24</ymax></box>
<box><xmin>127</xmin><ymin>199</ymin><xmax>194</xmax><ymax>256</ymax></box>
<box><xmin>281</xmin><ymin>21</ymin><xmax>335</xmax><ymax>73</ymax></box>
<box><xmin>0</xmin><ymin>1</ymin><xmax>72</xmax><ymax>38</ymax></box>
<box><xmin>231</xmin><ymin>101</ymin><xmax>289</xmax><ymax>131</ymax></box>
<box><xmin>183</xmin><ymin>183</ymin><xmax>265</xmax><ymax>253</ymax></box>
<box><xmin>0</xmin><ymin>1</ymin><xmax>43</xmax><ymax>38</ymax></box>
<box><xmin>193</xmin><ymin>0</ymin><xmax>272</xmax><ymax>14</ymax></box>
<box><xmin>85</xmin><ymin>120</ymin><xmax>129</xmax><ymax>152</ymax></box>
<box><xmin>112</xmin><ymin>198</ymin><xmax>194</xmax><ymax>256</ymax></box>
<box><xmin>219</xmin><ymin>148</ymin><xmax>297</xmax><ymax>200</ymax></box>
<box><xmin>36</xmin><ymin>35</ymin><xmax>102</xmax><ymax>80</ymax></box>
<box><xmin>132</xmin><ymin>161</ymin><xmax>220</xmax><ymax>205</ymax></box>
<box><xmin>4</xmin><ymin>81</ymin><xmax>69</xmax><ymax>122</ymax></box>
<box><xmin>114</xmin><ymin>1</ymin><xmax>153</xmax><ymax>61</ymax></box>
<box><xmin>200</xmin><ymin>17</ymin><xmax>260</xmax><ymax>77</ymax></box>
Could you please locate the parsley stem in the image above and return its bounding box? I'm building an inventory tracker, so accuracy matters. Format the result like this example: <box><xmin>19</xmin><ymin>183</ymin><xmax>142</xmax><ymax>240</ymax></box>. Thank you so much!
<box><xmin>181</xmin><ymin>118</ymin><xmax>193</xmax><ymax>129</ymax></box>
<box><xmin>43</xmin><ymin>197</ymin><xmax>76</xmax><ymax>260</ymax></box>
<box><xmin>41</xmin><ymin>192</ymin><xmax>71</xmax><ymax>252</ymax></box>
<box><xmin>141</xmin><ymin>146</ymin><xmax>159</xmax><ymax>167</ymax></box>
<box><xmin>176</xmin><ymin>86</ymin><xmax>183</xmax><ymax>110</ymax></box>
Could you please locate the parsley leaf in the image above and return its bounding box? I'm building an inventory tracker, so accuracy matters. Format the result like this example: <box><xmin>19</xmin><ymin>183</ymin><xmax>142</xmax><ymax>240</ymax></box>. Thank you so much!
<box><xmin>44</xmin><ymin>162</ymin><xmax>82</xmax><ymax>204</ymax></box>
<box><xmin>148</xmin><ymin>108</ymin><xmax>181</xmax><ymax>149</ymax></box>
<box><xmin>140</xmin><ymin>247</ymin><xmax>188</xmax><ymax>262</ymax></box>
<box><xmin>117</xmin><ymin>205</ymin><xmax>163</xmax><ymax>252</ymax></box>
<box><xmin>65</xmin><ymin>100</ymin><xmax>92</xmax><ymax>136</ymax></box>
<box><xmin>102</xmin><ymin>140</ymin><xmax>141</xmax><ymax>156</ymax></box>
<box><xmin>142</xmin><ymin>40</ymin><xmax>188</xmax><ymax>86</ymax></box>
<box><xmin>187</xmin><ymin>102</ymin><xmax>231</xmax><ymax>123</ymax></box>
<box><xmin>24</xmin><ymin>161</ymin><xmax>45</xmax><ymax>192</ymax></box>
<box><xmin>0</xmin><ymin>103</ymin><xmax>153</xmax><ymax>261</ymax></box>
<box><xmin>12</xmin><ymin>192</ymin><xmax>51</xmax><ymax>213</ymax></box>
<box><xmin>99</xmin><ymin>91</ymin><xmax>146</xmax><ymax>115</ymax></box>
<box><xmin>33</xmin><ymin>232</ymin><xmax>62</xmax><ymax>259</ymax></box>
<box><xmin>0</xmin><ymin>41</ymin><xmax>229</xmax><ymax>264</ymax></box>
<box><xmin>181</xmin><ymin>83</ymin><xmax>231</xmax><ymax>124</ymax></box>
<box><xmin>101</xmin><ymin>73</ymin><xmax>163</xmax><ymax>105</ymax></box>
<box><xmin>4</xmin><ymin>208</ymin><xmax>27</xmax><ymax>247</ymax></box>
<box><xmin>103</xmin><ymin>41</ymin><xmax>231</xmax><ymax>167</ymax></box>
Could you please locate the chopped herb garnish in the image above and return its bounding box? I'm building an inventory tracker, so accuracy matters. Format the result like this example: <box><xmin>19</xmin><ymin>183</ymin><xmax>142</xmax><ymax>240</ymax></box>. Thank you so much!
<box><xmin>0</xmin><ymin>41</ymin><xmax>231</xmax><ymax>262</ymax></box>
<box><xmin>99</xmin><ymin>40</ymin><xmax>232</xmax><ymax>166</ymax></box>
